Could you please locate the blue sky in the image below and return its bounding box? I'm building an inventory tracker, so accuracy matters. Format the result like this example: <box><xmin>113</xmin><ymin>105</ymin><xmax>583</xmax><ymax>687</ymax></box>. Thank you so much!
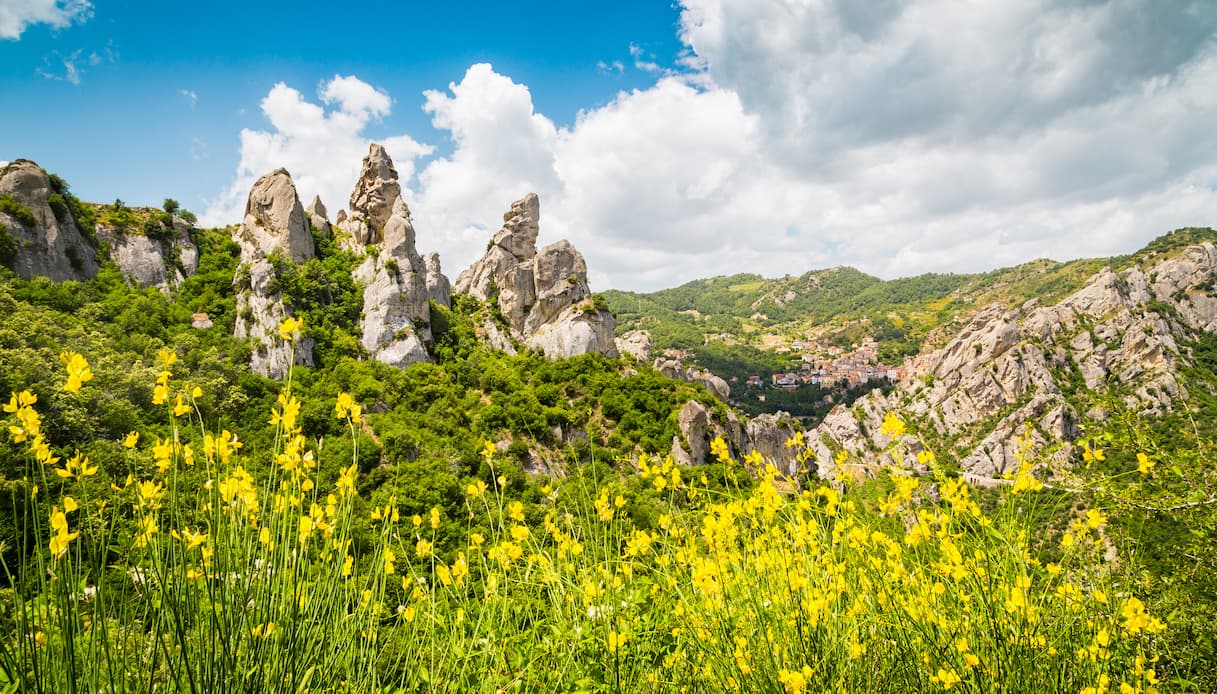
<box><xmin>3</xmin><ymin>1</ymin><xmax>1216</xmax><ymax>291</ymax></box>
<box><xmin>0</xmin><ymin>1</ymin><xmax>684</xmax><ymax>213</ymax></box>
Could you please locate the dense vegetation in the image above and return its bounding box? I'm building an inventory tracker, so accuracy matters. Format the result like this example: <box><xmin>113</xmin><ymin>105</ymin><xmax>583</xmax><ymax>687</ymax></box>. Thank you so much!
<box><xmin>605</xmin><ymin>228</ymin><xmax>1217</xmax><ymax>421</ymax></box>
<box><xmin>0</xmin><ymin>173</ymin><xmax>1214</xmax><ymax>692</ymax></box>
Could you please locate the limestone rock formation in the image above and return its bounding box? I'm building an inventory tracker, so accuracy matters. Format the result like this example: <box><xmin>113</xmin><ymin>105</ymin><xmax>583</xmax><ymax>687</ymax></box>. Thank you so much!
<box><xmin>0</xmin><ymin>159</ymin><xmax>98</xmax><ymax>281</ymax></box>
<box><xmin>806</xmin><ymin>243</ymin><xmax>1217</xmax><ymax>482</ymax></box>
<box><xmin>340</xmin><ymin>144</ymin><xmax>401</xmax><ymax>246</ymax></box>
<box><xmin>668</xmin><ymin>399</ymin><xmax>802</xmax><ymax>475</ymax></box>
<box><xmin>236</xmin><ymin>169</ymin><xmax>314</xmax><ymax>264</ymax></box>
<box><xmin>341</xmin><ymin>145</ymin><xmax>431</xmax><ymax>368</ymax></box>
<box><xmin>96</xmin><ymin>220</ymin><xmax>198</xmax><ymax>291</ymax></box>
<box><xmin>653</xmin><ymin>358</ymin><xmax>730</xmax><ymax>401</ymax></box>
<box><xmin>305</xmin><ymin>196</ymin><xmax>332</xmax><ymax>238</ymax></box>
<box><xmin>615</xmin><ymin>330</ymin><xmax>652</xmax><ymax>362</ymax></box>
<box><xmin>232</xmin><ymin>169</ymin><xmax>315</xmax><ymax>379</ymax></box>
<box><xmin>454</xmin><ymin>194</ymin><xmax>617</xmax><ymax>359</ymax></box>
<box><xmin>425</xmin><ymin>252</ymin><xmax>451</xmax><ymax>309</ymax></box>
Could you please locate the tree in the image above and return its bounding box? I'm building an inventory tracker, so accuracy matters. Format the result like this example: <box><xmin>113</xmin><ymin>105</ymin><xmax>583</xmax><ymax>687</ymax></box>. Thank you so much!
<box><xmin>163</xmin><ymin>198</ymin><xmax>180</xmax><ymax>215</ymax></box>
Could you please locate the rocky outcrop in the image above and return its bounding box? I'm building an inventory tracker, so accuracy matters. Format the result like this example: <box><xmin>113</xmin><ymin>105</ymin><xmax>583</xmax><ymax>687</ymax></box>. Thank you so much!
<box><xmin>653</xmin><ymin>358</ymin><xmax>730</xmax><ymax>401</ymax></box>
<box><xmin>669</xmin><ymin>399</ymin><xmax>803</xmax><ymax>476</ymax></box>
<box><xmin>455</xmin><ymin>194</ymin><xmax>618</xmax><ymax>359</ymax></box>
<box><xmin>425</xmin><ymin>252</ymin><xmax>451</xmax><ymax>309</ymax></box>
<box><xmin>341</xmin><ymin>145</ymin><xmax>431</xmax><ymax>368</ymax></box>
<box><xmin>0</xmin><ymin>159</ymin><xmax>98</xmax><ymax>281</ymax></box>
<box><xmin>232</xmin><ymin>169</ymin><xmax>315</xmax><ymax>379</ymax></box>
<box><xmin>340</xmin><ymin>144</ymin><xmax>401</xmax><ymax>246</ymax></box>
<box><xmin>96</xmin><ymin>219</ymin><xmax>198</xmax><ymax>291</ymax></box>
<box><xmin>807</xmin><ymin>243</ymin><xmax>1217</xmax><ymax>482</ymax></box>
<box><xmin>615</xmin><ymin>330</ymin><xmax>652</xmax><ymax>362</ymax></box>
<box><xmin>455</xmin><ymin>194</ymin><xmax>541</xmax><ymax>330</ymax></box>
<box><xmin>305</xmin><ymin>196</ymin><xmax>332</xmax><ymax>238</ymax></box>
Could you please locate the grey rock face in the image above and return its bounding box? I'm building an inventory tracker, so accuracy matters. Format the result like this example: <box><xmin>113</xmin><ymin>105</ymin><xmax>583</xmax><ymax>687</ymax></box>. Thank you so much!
<box><xmin>96</xmin><ymin>223</ymin><xmax>198</xmax><ymax>291</ymax></box>
<box><xmin>455</xmin><ymin>193</ymin><xmax>617</xmax><ymax>359</ymax></box>
<box><xmin>425</xmin><ymin>252</ymin><xmax>451</xmax><ymax>309</ymax></box>
<box><xmin>342</xmin><ymin>146</ymin><xmax>432</xmax><ymax>368</ymax></box>
<box><xmin>0</xmin><ymin>159</ymin><xmax>98</xmax><ymax>281</ymax></box>
<box><xmin>305</xmin><ymin>196</ymin><xmax>332</xmax><ymax>238</ymax></box>
<box><xmin>668</xmin><ymin>399</ymin><xmax>803</xmax><ymax>476</ymax></box>
<box><xmin>237</xmin><ymin>169</ymin><xmax>314</xmax><ymax>264</ymax></box>
<box><xmin>653</xmin><ymin>358</ymin><xmax>730</xmax><ymax>402</ymax></box>
<box><xmin>615</xmin><ymin>330</ymin><xmax>652</xmax><ymax>362</ymax></box>
<box><xmin>806</xmin><ymin>242</ymin><xmax>1217</xmax><ymax>481</ymax></box>
<box><xmin>343</xmin><ymin>144</ymin><xmax>401</xmax><ymax>244</ymax></box>
<box><xmin>232</xmin><ymin>169</ymin><xmax>315</xmax><ymax>379</ymax></box>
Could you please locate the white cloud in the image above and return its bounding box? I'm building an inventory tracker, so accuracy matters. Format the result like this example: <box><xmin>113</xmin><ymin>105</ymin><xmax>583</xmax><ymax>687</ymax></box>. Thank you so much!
<box><xmin>37</xmin><ymin>39</ymin><xmax>112</xmax><ymax>84</ymax></box>
<box><xmin>37</xmin><ymin>48</ymin><xmax>82</xmax><ymax>83</ymax></box>
<box><xmin>201</xmin><ymin>75</ymin><xmax>432</xmax><ymax>228</ymax></box>
<box><xmin>210</xmin><ymin>2</ymin><xmax>1217</xmax><ymax>291</ymax></box>
<box><xmin>409</xmin><ymin>64</ymin><xmax>561</xmax><ymax>269</ymax></box>
<box><xmin>0</xmin><ymin>0</ymin><xmax>91</xmax><ymax>40</ymax></box>
<box><xmin>179</xmin><ymin>89</ymin><xmax>198</xmax><ymax>107</ymax></box>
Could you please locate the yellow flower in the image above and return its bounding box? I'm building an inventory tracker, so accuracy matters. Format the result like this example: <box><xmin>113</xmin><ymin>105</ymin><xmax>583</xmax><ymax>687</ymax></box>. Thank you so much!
<box><xmin>157</xmin><ymin>348</ymin><xmax>177</xmax><ymax>368</ymax></box>
<box><xmin>1086</xmin><ymin>509</ymin><xmax>1107</xmax><ymax>530</ymax></box>
<box><xmin>1136</xmin><ymin>452</ymin><xmax>1155</xmax><ymax>475</ymax></box>
<box><xmin>778</xmin><ymin>666</ymin><xmax>813</xmax><ymax>694</ymax></box>
<box><xmin>507</xmin><ymin>500</ymin><xmax>525</xmax><ymax>522</ymax></box>
<box><xmin>277</xmin><ymin>316</ymin><xmax>302</xmax><ymax>342</ymax></box>
<box><xmin>59</xmin><ymin>351</ymin><xmax>93</xmax><ymax>393</ymax></box>
<box><xmin>334</xmin><ymin>392</ymin><xmax>363</xmax><ymax>423</ymax></box>
<box><xmin>880</xmin><ymin>412</ymin><xmax>906</xmax><ymax>439</ymax></box>
<box><xmin>1082</xmin><ymin>443</ymin><xmax>1106</xmax><ymax>462</ymax></box>
<box><xmin>930</xmin><ymin>667</ymin><xmax>962</xmax><ymax>689</ymax></box>
<box><xmin>173</xmin><ymin>394</ymin><xmax>191</xmax><ymax>417</ymax></box>
<box><xmin>122</xmin><ymin>431</ymin><xmax>139</xmax><ymax>448</ymax></box>
<box><xmin>383</xmin><ymin>547</ymin><xmax>396</xmax><ymax>575</ymax></box>
<box><xmin>436</xmin><ymin>563</ymin><xmax>452</xmax><ymax>587</ymax></box>
<box><xmin>430</xmin><ymin>506</ymin><xmax>441</xmax><ymax>529</ymax></box>
<box><xmin>415</xmin><ymin>538</ymin><xmax>433</xmax><ymax>558</ymax></box>
<box><xmin>465</xmin><ymin>480</ymin><xmax>487</xmax><ymax>499</ymax></box>
<box><xmin>710</xmin><ymin>436</ymin><xmax>732</xmax><ymax>464</ymax></box>
<box><xmin>607</xmin><ymin>630</ymin><xmax>629</xmax><ymax>654</ymax></box>
<box><xmin>480</xmin><ymin>440</ymin><xmax>497</xmax><ymax>460</ymax></box>
<box><xmin>48</xmin><ymin>506</ymin><xmax>79</xmax><ymax>559</ymax></box>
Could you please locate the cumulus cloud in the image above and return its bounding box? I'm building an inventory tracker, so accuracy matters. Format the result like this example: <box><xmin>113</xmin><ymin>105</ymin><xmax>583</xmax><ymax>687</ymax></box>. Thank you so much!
<box><xmin>201</xmin><ymin>75</ymin><xmax>432</xmax><ymax>228</ymax></box>
<box><xmin>210</xmin><ymin>1</ymin><xmax>1217</xmax><ymax>291</ymax></box>
<box><xmin>410</xmin><ymin>64</ymin><xmax>561</xmax><ymax>270</ymax></box>
<box><xmin>0</xmin><ymin>0</ymin><xmax>91</xmax><ymax>40</ymax></box>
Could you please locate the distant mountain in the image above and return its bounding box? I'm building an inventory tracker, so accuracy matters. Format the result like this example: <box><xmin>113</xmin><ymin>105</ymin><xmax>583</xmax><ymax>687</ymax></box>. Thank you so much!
<box><xmin>605</xmin><ymin>228</ymin><xmax>1217</xmax><ymax>417</ymax></box>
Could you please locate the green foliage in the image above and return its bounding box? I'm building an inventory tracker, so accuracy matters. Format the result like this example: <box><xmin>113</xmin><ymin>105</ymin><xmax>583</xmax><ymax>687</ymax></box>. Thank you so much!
<box><xmin>0</xmin><ymin>223</ymin><xmax>16</xmax><ymax>268</ymax></box>
<box><xmin>162</xmin><ymin>198</ymin><xmax>180</xmax><ymax>215</ymax></box>
<box><xmin>0</xmin><ymin>194</ymin><xmax>36</xmax><ymax>227</ymax></box>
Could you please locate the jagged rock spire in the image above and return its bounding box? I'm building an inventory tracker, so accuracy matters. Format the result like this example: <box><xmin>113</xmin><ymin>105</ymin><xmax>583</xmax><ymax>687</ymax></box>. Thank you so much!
<box><xmin>454</xmin><ymin>193</ymin><xmax>618</xmax><ymax>359</ymax></box>
<box><xmin>232</xmin><ymin>168</ymin><xmax>314</xmax><ymax>379</ymax></box>
<box><xmin>342</xmin><ymin>144</ymin><xmax>433</xmax><ymax>368</ymax></box>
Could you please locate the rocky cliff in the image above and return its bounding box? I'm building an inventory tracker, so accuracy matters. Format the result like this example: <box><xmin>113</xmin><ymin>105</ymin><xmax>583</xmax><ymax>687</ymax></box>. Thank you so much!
<box><xmin>232</xmin><ymin>168</ymin><xmax>315</xmax><ymax>379</ymax></box>
<box><xmin>339</xmin><ymin>144</ymin><xmax>432</xmax><ymax>368</ymax></box>
<box><xmin>0</xmin><ymin>160</ymin><xmax>98</xmax><ymax>281</ymax></box>
<box><xmin>668</xmin><ymin>399</ymin><xmax>802</xmax><ymax>475</ymax></box>
<box><xmin>454</xmin><ymin>194</ymin><xmax>618</xmax><ymax>359</ymax></box>
<box><xmin>653</xmin><ymin>357</ymin><xmax>730</xmax><ymax>402</ymax></box>
<box><xmin>805</xmin><ymin>243</ymin><xmax>1217</xmax><ymax>483</ymax></box>
<box><xmin>96</xmin><ymin>217</ymin><xmax>198</xmax><ymax>291</ymax></box>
